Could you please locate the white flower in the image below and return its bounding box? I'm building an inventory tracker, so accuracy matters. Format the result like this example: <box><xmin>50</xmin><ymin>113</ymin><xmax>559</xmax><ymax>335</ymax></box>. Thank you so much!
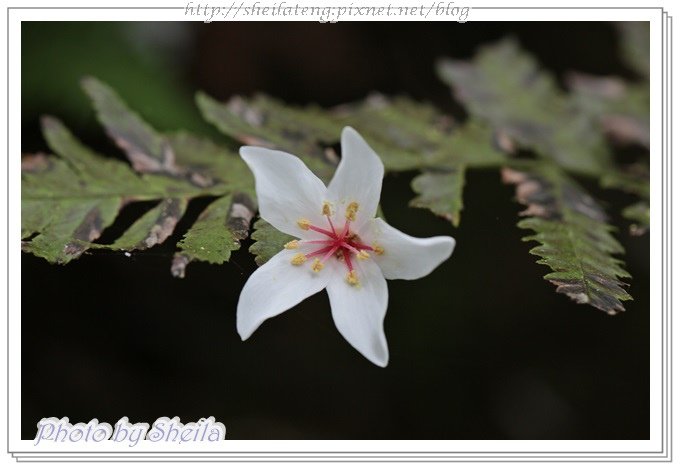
<box><xmin>237</xmin><ymin>127</ymin><xmax>455</xmax><ymax>367</ymax></box>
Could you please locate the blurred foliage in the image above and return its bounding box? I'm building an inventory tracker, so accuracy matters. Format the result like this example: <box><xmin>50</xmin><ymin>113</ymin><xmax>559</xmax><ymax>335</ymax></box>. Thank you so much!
<box><xmin>432</xmin><ymin>23</ymin><xmax>649</xmax><ymax>311</ymax></box>
<box><xmin>22</xmin><ymin>22</ymin><xmax>214</xmax><ymax>134</ymax></box>
<box><xmin>565</xmin><ymin>21</ymin><xmax>651</xmax><ymax>234</ymax></box>
<box><xmin>21</xmin><ymin>23</ymin><xmax>650</xmax><ymax>314</ymax></box>
<box><xmin>616</xmin><ymin>22</ymin><xmax>650</xmax><ymax>79</ymax></box>
<box><xmin>601</xmin><ymin>163</ymin><xmax>650</xmax><ymax>235</ymax></box>
<box><xmin>437</xmin><ymin>38</ymin><xmax>613</xmax><ymax>177</ymax></box>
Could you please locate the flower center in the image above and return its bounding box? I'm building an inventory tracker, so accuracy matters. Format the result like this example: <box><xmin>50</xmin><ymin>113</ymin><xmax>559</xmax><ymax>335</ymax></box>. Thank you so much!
<box><xmin>286</xmin><ymin>201</ymin><xmax>384</xmax><ymax>286</ymax></box>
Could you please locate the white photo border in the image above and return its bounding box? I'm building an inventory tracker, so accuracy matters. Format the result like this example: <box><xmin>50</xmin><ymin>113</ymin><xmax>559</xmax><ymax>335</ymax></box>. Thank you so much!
<box><xmin>3</xmin><ymin>2</ymin><xmax>671</xmax><ymax>463</ymax></box>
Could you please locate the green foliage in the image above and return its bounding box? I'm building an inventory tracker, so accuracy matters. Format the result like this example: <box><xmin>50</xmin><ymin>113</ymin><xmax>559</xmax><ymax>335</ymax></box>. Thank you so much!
<box><xmin>622</xmin><ymin>202</ymin><xmax>651</xmax><ymax>236</ymax></box>
<box><xmin>331</xmin><ymin>96</ymin><xmax>506</xmax><ymax>171</ymax></box>
<box><xmin>22</xmin><ymin>24</ymin><xmax>649</xmax><ymax>313</ymax></box>
<box><xmin>567</xmin><ymin>73</ymin><xmax>649</xmax><ymax>148</ymax></box>
<box><xmin>249</xmin><ymin>218</ymin><xmax>295</xmax><ymax>266</ymax></box>
<box><xmin>197</xmin><ymin>93</ymin><xmax>339</xmax><ymax>182</ymax></box>
<box><xmin>503</xmin><ymin>166</ymin><xmax>632</xmax><ymax>314</ymax></box>
<box><xmin>436</xmin><ymin>33</ymin><xmax>649</xmax><ymax>239</ymax></box>
<box><xmin>616</xmin><ymin>21</ymin><xmax>650</xmax><ymax>79</ymax></box>
<box><xmin>82</xmin><ymin>77</ymin><xmax>248</xmax><ymax>191</ymax></box>
<box><xmin>197</xmin><ymin>91</ymin><xmax>505</xmax><ymax>241</ymax></box>
<box><xmin>410</xmin><ymin>167</ymin><xmax>465</xmax><ymax>227</ymax></box>
<box><xmin>436</xmin><ymin>38</ymin><xmax>612</xmax><ymax>176</ymax></box>
<box><xmin>601</xmin><ymin>164</ymin><xmax>650</xmax><ymax>198</ymax></box>
<box><xmin>433</xmin><ymin>29</ymin><xmax>650</xmax><ymax>312</ymax></box>
<box><xmin>563</xmin><ymin>30</ymin><xmax>650</xmax><ymax>234</ymax></box>
<box><xmin>601</xmin><ymin>163</ymin><xmax>650</xmax><ymax>234</ymax></box>
<box><xmin>22</xmin><ymin>80</ymin><xmax>255</xmax><ymax>275</ymax></box>
<box><xmin>171</xmin><ymin>194</ymin><xmax>257</xmax><ymax>277</ymax></box>
<box><xmin>22</xmin><ymin>117</ymin><xmax>178</xmax><ymax>264</ymax></box>
<box><xmin>22</xmin><ymin>22</ymin><xmax>213</xmax><ymax>134</ymax></box>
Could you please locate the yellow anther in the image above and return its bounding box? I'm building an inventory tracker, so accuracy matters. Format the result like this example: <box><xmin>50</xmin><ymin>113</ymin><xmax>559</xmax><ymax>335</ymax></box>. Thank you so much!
<box><xmin>291</xmin><ymin>253</ymin><xmax>307</xmax><ymax>266</ymax></box>
<box><xmin>373</xmin><ymin>244</ymin><xmax>385</xmax><ymax>255</ymax></box>
<box><xmin>345</xmin><ymin>201</ymin><xmax>359</xmax><ymax>221</ymax></box>
<box><xmin>311</xmin><ymin>258</ymin><xmax>324</xmax><ymax>273</ymax></box>
<box><xmin>284</xmin><ymin>240</ymin><xmax>300</xmax><ymax>249</ymax></box>
<box><xmin>297</xmin><ymin>218</ymin><xmax>311</xmax><ymax>230</ymax></box>
<box><xmin>345</xmin><ymin>270</ymin><xmax>359</xmax><ymax>286</ymax></box>
<box><xmin>357</xmin><ymin>250</ymin><xmax>370</xmax><ymax>260</ymax></box>
<box><xmin>322</xmin><ymin>201</ymin><xmax>332</xmax><ymax>216</ymax></box>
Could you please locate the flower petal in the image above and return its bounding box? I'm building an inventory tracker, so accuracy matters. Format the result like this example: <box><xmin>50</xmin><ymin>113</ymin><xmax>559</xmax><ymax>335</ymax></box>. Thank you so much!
<box><xmin>326</xmin><ymin>259</ymin><xmax>389</xmax><ymax>367</ymax></box>
<box><xmin>237</xmin><ymin>249</ymin><xmax>333</xmax><ymax>340</ymax></box>
<box><xmin>240</xmin><ymin>146</ymin><xmax>328</xmax><ymax>238</ymax></box>
<box><xmin>361</xmin><ymin>218</ymin><xmax>455</xmax><ymax>280</ymax></box>
<box><xmin>327</xmin><ymin>127</ymin><xmax>384</xmax><ymax>228</ymax></box>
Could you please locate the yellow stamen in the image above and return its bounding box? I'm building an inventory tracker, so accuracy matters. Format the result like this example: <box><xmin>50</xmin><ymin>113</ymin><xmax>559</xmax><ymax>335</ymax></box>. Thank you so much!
<box><xmin>297</xmin><ymin>218</ymin><xmax>311</xmax><ymax>230</ymax></box>
<box><xmin>345</xmin><ymin>270</ymin><xmax>359</xmax><ymax>286</ymax></box>
<box><xmin>322</xmin><ymin>201</ymin><xmax>332</xmax><ymax>216</ymax></box>
<box><xmin>373</xmin><ymin>244</ymin><xmax>385</xmax><ymax>255</ymax></box>
<box><xmin>357</xmin><ymin>250</ymin><xmax>370</xmax><ymax>260</ymax></box>
<box><xmin>291</xmin><ymin>253</ymin><xmax>307</xmax><ymax>266</ymax></box>
<box><xmin>311</xmin><ymin>258</ymin><xmax>324</xmax><ymax>273</ymax></box>
<box><xmin>345</xmin><ymin>201</ymin><xmax>359</xmax><ymax>221</ymax></box>
<box><xmin>284</xmin><ymin>240</ymin><xmax>299</xmax><ymax>249</ymax></box>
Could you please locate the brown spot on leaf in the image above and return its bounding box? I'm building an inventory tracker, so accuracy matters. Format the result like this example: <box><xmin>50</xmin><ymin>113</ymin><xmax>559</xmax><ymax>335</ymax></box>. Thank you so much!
<box><xmin>562</xmin><ymin>185</ymin><xmax>607</xmax><ymax>222</ymax></box>
<box><xmin>502</xmin><ymin>168</ymin><xmax>560</xmax><ymax>220</ymax></box>
<box><xmin>566</xmin><ymin>72</ymin><xmax>627</xmax><ymax>99</ymax></box>
<box><xmin>186</xmin><ymin>170</ymin><xmax>215</xmax><ymax>188</ymax></box>
<box><xmin>63</xmin><ymin>240</ymin><xmax>89</xmax><ymax>259</ymax></box>
<box><xmin>113</xmin><ymin>136</ymin><xmax>178</xmax><ymax>174</ymax></box>
<box><xmin>21</xmin><ymin>153</ymin><xmax>52</xmax><ymax>172</ymax></box>
<box><xmin>82</xmin><ymin>76</ymin><xmax>217</xmax><ymax>188</ymax></box>
<box><xmin>493</xmin><ymin>129</ymin><xmax>518</xmax><ymax>154</ymax></box>
<box><xmin>60</xmin><ymin>206</ymin><xmax>110</xmax><ymax>261</ymax></box>
<box><xmin>121</xmin><ymin>137</ymin><xmax>216</xmax><ymax>188</ymax></box>
<box><xmin>72</xmin><ymin>206</ymin><xmax>105</xmax><ymax>242</ymax></box>
<box><xmin>601</xmin><ymin>115</ymin><xmax>650</xmax><ymax>148</ymax></box>
<box><xmin>142</xmin><ymin>198</ymin><xmax>184</xmax><ymax>248</ymax></box>
<box><xmin>226</xmin><ymin>193</ymin><xmax>256</xmax><ymax>239</ymax></box>
<box><xmin>502</xmin><ymin>167</ymin><xmax>608</xmax><ymax>223</ymax></box>
<box><xmin>549</xmin><ymin>276</ymin><xmax>627</xmax><ymax>315</ymax></box>
<box><xmin>565</xmin><ymin>72</ymin><xmax>649</xmax><ymax>148</ymax></box>
<box><xmin>227</xmin><ymin>96</ymin><xmax>266</xmax><ymax>127</ymax></box>
<box><xmin>503</xmin><ymin>166</ymin><xmax>631</xmax><ymax>314</ymax></box>
<box><xmin>171</xmin><ymin>253</ymin><xmax>190</xmax><ymax>279</ymax></box>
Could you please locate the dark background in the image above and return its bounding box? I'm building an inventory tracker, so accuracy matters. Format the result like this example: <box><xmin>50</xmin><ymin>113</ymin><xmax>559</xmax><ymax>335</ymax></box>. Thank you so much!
<box><xmin>21</xmin><ymin>22</ymin><xmax>649</xmax><ymax>439</ymax></box>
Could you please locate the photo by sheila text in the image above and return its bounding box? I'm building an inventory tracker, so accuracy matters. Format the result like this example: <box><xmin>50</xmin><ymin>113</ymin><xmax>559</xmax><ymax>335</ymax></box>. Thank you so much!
<box><xmin>34</xmin><ymin>417</ymin><xmax>226</xmax><ymax>447</ymax></box>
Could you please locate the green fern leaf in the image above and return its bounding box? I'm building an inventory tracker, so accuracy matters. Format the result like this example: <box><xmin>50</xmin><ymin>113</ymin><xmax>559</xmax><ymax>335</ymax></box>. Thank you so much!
<box><xmin>248</xmin><ymin>218</ymin><xmax>295</xmax><ymax>267</ymax></box>
<box><xmin>171</xmin><ymin>194</ymin><xmax>256</xmax><ymax>278</ymax></box>
<box><xmin>196</xmin><ymin>92</ymin><xmax>339</xmax><ymax>182</ymax></box>
<box><xmin>22</xmin><ymin>79</ymin><xmax>257</xmax><ymax>276</ymax></box>
<box><xmin>502</xmin><ymin>165</ymin><xmax>632</xmax><ymax>314</ymax></box>
<box><xmin>410</xmin><ymin>167</ymin><xmax>465</xmax><ymax>227</ymax></box>
<box><xmin>197</xmin><ymin>91</ymin><xmax>504</xmax><ymax>232</ymax></box>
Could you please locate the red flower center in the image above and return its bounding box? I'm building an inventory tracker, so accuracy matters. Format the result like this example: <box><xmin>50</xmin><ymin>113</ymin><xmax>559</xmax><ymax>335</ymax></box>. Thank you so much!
<box><xmin>289</xmin><ymin>202</ymin><xmax>384</xmax><ymax>286</ymax></box>
<box><xmin>303</xmin><ymin>217</ymin><xmax>376</xmax><ymax>274</ymax></box>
